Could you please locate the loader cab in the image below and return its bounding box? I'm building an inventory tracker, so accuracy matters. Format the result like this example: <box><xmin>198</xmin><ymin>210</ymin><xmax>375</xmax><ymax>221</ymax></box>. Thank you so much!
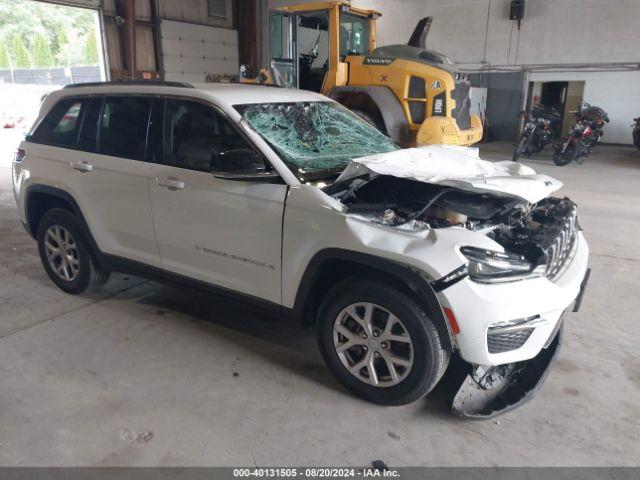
<box><xmin>267</xmin><ymin>2</ymin><xmax>377</xmax><ymax>92</ymax></box>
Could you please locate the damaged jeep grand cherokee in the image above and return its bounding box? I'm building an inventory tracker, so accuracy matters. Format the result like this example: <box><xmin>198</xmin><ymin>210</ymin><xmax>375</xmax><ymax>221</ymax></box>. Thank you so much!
<box><xmin>13</xmin><ymin>83</ymin><xmax>589</xmax><ymax>418</ymax></box>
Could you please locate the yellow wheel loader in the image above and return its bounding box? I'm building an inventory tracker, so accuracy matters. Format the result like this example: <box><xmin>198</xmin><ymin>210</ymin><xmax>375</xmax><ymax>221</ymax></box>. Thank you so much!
<box><xmin>240</xmin><ymin>0</ymin><xmax>483</xmax><ymax>147</ymax></box>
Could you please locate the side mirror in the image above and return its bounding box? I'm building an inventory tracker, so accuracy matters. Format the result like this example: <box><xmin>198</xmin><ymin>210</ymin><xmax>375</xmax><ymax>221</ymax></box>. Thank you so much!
<box><xmin>212</xmin><ymin>149</ymin><xmax>281</xmax><ymax>182</ymax></box>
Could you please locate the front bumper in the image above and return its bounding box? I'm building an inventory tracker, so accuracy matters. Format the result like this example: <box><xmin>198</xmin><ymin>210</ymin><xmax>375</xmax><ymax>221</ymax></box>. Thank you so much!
<box><xmin>448</xmin><ymin>266</ymin><xmax>590</xmax><ymax>419</ymax></box>
<box><xmin>450</xmin><ymin>323</ymin><xmax>564</xmax><ymax>419</ymax></box>
<box><xmin>437</xmin><ymin>231</ymin><xmax>589</xmax><ymax>366</ymax></box>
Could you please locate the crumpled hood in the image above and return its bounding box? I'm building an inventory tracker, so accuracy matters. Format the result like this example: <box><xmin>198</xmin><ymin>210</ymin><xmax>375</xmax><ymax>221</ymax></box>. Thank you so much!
<box><xmin>336</xmin><ymin>145</ymin><xmax>562</xmax><ymax>203</ymax></box>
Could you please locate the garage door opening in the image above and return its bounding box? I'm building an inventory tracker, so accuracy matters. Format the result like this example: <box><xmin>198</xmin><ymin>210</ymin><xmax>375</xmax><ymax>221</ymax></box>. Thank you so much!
<box><xmin>525</xmin><ymin>80</ymin><xmax>585</xmax><ymax>138</ymax></box>
<box><xmin>0</xmin><ymin>0</ymin><xmax>106</xmax><ymax>134</ymax></box>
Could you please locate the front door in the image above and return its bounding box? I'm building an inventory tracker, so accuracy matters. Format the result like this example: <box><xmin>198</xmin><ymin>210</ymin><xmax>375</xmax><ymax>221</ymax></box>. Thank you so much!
<box><xmin>148</xmin><ymin>98</ymin><xmax>287</xmax><ymax>304</ymax></box>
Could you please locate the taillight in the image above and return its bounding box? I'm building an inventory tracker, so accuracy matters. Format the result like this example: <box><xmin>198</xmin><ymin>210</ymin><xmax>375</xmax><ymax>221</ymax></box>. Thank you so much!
<box><xmin>14</xmin><ymin>148</ymin><xmax>25</xmax><ymax>163</ymax></box>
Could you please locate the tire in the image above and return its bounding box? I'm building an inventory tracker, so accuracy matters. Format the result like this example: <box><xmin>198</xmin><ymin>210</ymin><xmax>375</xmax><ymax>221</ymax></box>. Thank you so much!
<box><xmin>316</xmin><ymin>277</ymin><xmax>449</xmax><ymax>406</ymax></box>
<box><xmin>553</xmin><ymin>140</ymin><xmax>578</xmax><ymax>166</ymax></box>
<box><xmin>37</xmin><ymin>208</ymin><xmax>110</xmax><ymax>294</ymax></box>
<box><xmin>350</xmin><ymin>108</ymin><xmax>387</xmax><ymax>135</ymax></box>
<box><xmin>513</xmin><ymin>135</ymin><xmax>529</xmax><ymax>161</ymax></box>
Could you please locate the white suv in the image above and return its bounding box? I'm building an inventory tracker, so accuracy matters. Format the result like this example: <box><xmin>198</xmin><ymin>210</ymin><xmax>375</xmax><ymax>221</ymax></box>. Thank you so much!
<box><xmin>12</xmin><ymin>82</ymin><xmax>590</xmax><ymax>417</ymax></box>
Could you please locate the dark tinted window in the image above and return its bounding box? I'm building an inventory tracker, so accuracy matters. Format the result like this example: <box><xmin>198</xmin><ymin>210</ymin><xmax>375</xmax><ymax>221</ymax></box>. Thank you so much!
<box><xmin>163</xmin><ymin>99</ymin><xmax>250</xmax><ymax>172</ymax></box>
<box><xmin>31</xmin><ymin>98</ymin><xmax>87</xmax><ymax>148</ymax></box>
<box><xmin>99</xmin><ymin>96</ymin><xmax>152</xmax><ymax>160</ymax></box>
<box><xmin>78</xmin><ymin>98</ymin><xmax>102</xmax><ymax>152</ymax></box>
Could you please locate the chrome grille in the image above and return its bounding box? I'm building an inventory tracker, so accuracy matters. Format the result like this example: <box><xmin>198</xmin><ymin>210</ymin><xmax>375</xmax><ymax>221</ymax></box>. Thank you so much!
<box><xmin>545</xmin><ymin>205</ymin><xmax>578</xmax><ymax>280</ymax></box>
<box><xmin>487</xmin><ymin>329</ymin><xmax>534</xmax><ymax>353</ymax></box>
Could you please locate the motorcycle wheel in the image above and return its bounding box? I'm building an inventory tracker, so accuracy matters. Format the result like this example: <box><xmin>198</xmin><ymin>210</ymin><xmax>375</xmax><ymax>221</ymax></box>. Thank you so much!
<box><xmin>553</xmin><ymin>141</ymin><xmax>579</xmax><ymax>166</ymax></box>
<box><xmin>513</xmin><ymin>136</ymin><xmax>529</xmax><ymax>161</ymax></box>
<box><xmin>532</xmin><ymin>137</ymin><xmax>547</xmax><ymax>153</ymax></box>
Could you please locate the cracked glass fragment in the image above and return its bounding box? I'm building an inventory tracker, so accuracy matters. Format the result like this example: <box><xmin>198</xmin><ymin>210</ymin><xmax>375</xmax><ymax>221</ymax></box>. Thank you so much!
<box><xmin>236</xmin><ymin>101</ymin><xmax>398</xmax><ymax>180</ymax></box>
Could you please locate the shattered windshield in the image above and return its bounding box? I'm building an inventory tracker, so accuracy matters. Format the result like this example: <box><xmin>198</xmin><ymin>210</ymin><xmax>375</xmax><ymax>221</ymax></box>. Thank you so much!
<box><xmin>234</xmin><ymin>101</ymin><xmax>398</xmax><ymax>181</ymax></box>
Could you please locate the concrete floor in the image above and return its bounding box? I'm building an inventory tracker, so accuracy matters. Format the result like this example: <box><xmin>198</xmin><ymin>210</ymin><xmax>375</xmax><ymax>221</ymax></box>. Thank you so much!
<box><xmin>0</xmin><ymin>132</ymin><xmax>639</xmax><ymax>466</ymax></box>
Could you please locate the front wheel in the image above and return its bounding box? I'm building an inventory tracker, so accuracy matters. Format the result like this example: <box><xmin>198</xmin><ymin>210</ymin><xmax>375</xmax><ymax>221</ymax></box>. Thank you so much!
<box><xmin>316</xmin><ymin>278</ymin><xmax>449</xmax><ymax>406</ymax></box>
<box><xmin>553</xmin><ymin>140</ymin><xmax>579</xmax><ymax>166</ymax></box>
<box><xmin>513</xmin><ymin>135</ymin><xmax>529</xmax><ymax>161</ymax></box>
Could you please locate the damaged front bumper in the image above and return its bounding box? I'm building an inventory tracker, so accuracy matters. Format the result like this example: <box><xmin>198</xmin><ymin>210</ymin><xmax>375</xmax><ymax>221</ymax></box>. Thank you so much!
<box><xmin>447</xmin><ymin>267</ymin><xmax>590</xmax><ymax>419</ymax></box>
<box><xmin>450</xmin><ymin>323</ymin><xmax>563</xmax><ymax>419</ymax></box>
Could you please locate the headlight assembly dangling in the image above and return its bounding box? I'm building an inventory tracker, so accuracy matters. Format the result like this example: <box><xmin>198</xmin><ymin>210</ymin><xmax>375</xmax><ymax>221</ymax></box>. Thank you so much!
<box><xmin>460</xmin><ymin>246</ymin><xmax>543</xmax><ymax>282</ymax></box>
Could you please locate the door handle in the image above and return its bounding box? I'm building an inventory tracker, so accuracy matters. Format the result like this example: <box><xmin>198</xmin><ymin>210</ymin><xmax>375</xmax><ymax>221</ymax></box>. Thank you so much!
<box><xmin>155</xmin><ymin>176</ymin><xmax>186</xmax><ymax>191</ymax></box>
<box><xmin>71</xmin><ymin>161</ymin><xmax>93</xmax><ymax>172</ymax></box>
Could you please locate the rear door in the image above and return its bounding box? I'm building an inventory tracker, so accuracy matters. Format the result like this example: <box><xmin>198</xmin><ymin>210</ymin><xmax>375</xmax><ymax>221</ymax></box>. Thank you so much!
<box><xmin>30</xmin><ymin>95</ymin><xmax>160</xmax><ymax>267</ymax></box>
<box><xmin>148</xmin><ymin>97</ymin><xmax>287</xmax><ymax>303</ymax></box>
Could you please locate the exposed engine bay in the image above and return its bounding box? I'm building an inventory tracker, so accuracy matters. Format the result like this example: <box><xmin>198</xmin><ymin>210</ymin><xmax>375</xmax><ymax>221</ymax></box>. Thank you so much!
<box><xmin>326</xmin><ymin>174</ymin><xmax>579</xmax><ymax>279</ymax></box>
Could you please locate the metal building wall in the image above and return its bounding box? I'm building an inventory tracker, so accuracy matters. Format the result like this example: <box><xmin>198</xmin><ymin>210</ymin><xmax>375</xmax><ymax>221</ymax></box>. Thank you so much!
<box><xmin>469</xmin><ymin>72</ymin><xmax>525</xmax><ymax>142</ymax></box>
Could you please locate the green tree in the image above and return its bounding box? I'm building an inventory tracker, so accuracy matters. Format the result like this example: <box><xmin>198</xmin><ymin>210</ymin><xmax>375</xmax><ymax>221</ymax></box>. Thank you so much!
<box><xmin>0</xmin><ymin>40</ymin><xmax>10</xmax><ymax>69</ymax></box>
<box><xmin>11</xmin><ymin>33</ymin><xmax>31</xmax><ymax>68</ymax></box>
<box><xmin>33</xmin><ymin>33</ymin><xmax>54</xmax><ymax>67</ymax></box>
<box><xmin>83</xmin><ymin>26</ymin><xmax>98</xmax><ymax>65</ymax></box>
<box><xmin>56</xmin><ymin>27</ymin><xmax>68</xmax><ymax>58</ymax></box>
<box><xmin>0</xmin><ymin>0</ymin><xmax>99</xmax><ymax>68</ymax></box>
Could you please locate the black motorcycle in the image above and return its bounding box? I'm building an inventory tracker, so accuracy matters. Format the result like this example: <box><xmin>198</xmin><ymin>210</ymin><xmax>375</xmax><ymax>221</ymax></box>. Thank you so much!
<box><xmin>513</xmin><ymin>111</ymin><xmax>553</xmax><ymax>161</ymax></box>
<box><xmin>553</xmin><ymin>104</ymin><xmax>609</xmax><ymax>166</ymax></box>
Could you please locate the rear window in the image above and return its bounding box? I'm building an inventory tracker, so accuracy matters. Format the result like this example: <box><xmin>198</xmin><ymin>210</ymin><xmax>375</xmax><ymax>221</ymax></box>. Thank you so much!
<box><xmin>31</xmin><ymin>98</ymin><xmax>86</xmax><ymax>148</ymax></box>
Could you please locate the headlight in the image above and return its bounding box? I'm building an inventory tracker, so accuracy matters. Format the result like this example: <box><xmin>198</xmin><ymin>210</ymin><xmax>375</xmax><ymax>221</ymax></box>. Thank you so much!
<box><xmin>460</xmin><ymin>246</ymin><xmax>541</xmax><ymax>282</ymax></box>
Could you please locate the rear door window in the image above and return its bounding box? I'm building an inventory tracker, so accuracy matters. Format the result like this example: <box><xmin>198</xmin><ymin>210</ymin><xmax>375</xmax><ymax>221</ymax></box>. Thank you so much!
<box><xmin>99</xmin><ymin>96</ymin><xmax>152</xmax><ymax>161</ymax></box>
<box><xmin>31</xmin><ymin>98</ymin><xmax>87</xmax><ymax>148</ymax></box>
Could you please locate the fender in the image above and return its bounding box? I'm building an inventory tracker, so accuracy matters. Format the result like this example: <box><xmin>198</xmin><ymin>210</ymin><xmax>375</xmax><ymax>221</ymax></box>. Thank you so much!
<box><xmin>328</xmin><ymin>86</ymin><xmax>411</xmax><ymax>146</ymax></box>
<box><xmin>293</xmin><ymin>248</ymin><xmax>452</xmax><ymax>350</ymax></box>
<box><xmin>24</xmin><ymin>184</ymin><xmax>103</xmax><ymax>259</ymax></box>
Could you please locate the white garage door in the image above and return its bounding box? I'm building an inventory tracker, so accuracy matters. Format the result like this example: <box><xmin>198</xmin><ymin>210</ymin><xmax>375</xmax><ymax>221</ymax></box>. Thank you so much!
<box><xmin>160</xmin><ymin>19</ymin><xmax>239</xmax><ymax>83</ymax></box>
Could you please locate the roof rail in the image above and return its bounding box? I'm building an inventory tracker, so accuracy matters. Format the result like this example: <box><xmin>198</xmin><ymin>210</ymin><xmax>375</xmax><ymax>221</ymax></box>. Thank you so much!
<box><xmin>63</xmin><ymin>80</ymin><xmax>194</xmax><ymax>89</ymax></box>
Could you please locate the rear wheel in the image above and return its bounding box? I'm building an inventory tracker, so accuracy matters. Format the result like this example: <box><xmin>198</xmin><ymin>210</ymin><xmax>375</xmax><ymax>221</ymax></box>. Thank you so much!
<box><xmin>37</xmin><ymin>209</ymin><xmax>110</xmax><ymax>294</ymax></box>
<box><xmin>316</xmin><ymin>278</ymin><xmax>449</xmax><ymax>406</ymax></box>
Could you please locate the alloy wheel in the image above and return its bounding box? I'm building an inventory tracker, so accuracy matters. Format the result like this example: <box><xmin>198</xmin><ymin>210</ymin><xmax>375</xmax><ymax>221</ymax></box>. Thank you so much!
<box><xmin>44</xmin><ymin>225</ymin><xmax>80</xmax><ymax>282</ymax></box>
<box><xmin>333</xmin><ymin>302</ymin><xmax>414</xmax><ymax>387</ymax></box>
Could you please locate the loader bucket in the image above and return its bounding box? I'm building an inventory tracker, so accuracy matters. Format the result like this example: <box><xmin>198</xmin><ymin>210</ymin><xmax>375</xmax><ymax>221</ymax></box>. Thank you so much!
<box><xmin>449</xmin><ymin>326</ymin><xmax>563</xmax><ymax>419</ymax></box>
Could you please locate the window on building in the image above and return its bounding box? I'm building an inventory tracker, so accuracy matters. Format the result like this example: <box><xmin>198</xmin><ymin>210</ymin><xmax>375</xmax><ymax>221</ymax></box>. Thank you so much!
<box><xmin>207</xmin><ymin>0</ymin><xmax>228</xmax><ymax>18</ymax></box>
